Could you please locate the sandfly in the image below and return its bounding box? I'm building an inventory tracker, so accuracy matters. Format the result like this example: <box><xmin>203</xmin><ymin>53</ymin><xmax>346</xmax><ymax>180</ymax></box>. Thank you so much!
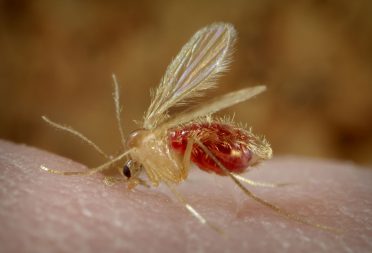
<box><xmin>41</xmin><ymin>23</ymin><xmax>336</xmax><ymax>233</ymax></box>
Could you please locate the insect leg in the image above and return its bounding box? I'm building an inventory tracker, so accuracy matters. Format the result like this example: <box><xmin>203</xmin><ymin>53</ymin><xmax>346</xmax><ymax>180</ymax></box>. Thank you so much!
<box><xmin>103</xmin><ymin>176</ymin><xmax>127</xmax><ymax>186</ymax></box>
<box><xmin>231</xmin><ymin>173</ymin><xmax>291</xmax><ymax>188</ymax></box>
<box><xmin>40</xmin><ymin>149</ymin><xmax>132</xmax><ymax>176</ymax></box>
<box><xmin>180</xmin><ymin>138</ymin><xmax>194</xmax><ymax>179</ymax></box>
<box><xmin>42</xmin><ymin>116</ymin><xmax>110</xmax><ymax>160</ymax></box>
<box><xmin>192</xmin><ymin>138</ymin><xmax>340</xmax><ymax>233</ymax></box>
<box><xmin>165</xmin><ymin>182</ymin><xmax>223</xmax><ymax>234</ymax></box>
<box><xmin>112</xmin><ymin>74</ymin><xmax>126</xmax><ymax>148</ymax></box>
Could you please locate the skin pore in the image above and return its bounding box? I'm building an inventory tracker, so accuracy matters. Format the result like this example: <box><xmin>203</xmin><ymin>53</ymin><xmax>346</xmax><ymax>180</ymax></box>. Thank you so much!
<box><xmin>0</xmin><ymin>139</ymin><xmax>371</xmax><ymax>253</ymax></box>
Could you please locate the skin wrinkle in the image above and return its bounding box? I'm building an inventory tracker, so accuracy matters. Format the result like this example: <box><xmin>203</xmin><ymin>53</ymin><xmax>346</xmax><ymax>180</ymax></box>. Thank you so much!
<box><xmin>0</xmin><ymin>139</ymin><xmax>372</xmax><ymax>253</ymax></box>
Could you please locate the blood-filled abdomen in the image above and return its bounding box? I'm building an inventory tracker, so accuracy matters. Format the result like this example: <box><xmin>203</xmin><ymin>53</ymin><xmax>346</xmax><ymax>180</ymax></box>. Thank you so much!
<box><xmin>169</xmin><ymin>122</ymin><xmax>252</xmax><ymax>175</ymax></box>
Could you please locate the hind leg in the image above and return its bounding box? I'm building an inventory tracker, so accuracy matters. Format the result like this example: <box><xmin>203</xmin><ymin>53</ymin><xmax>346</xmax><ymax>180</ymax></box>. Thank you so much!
<box><xmin>231</xmin><ymin>173</ymin><xmax>291</xmax><ymax>188</ymax></box>
<box><xmin>192</xmin><ymin>137</ymin><xmax>339</xmax><ymax>233</ymax></box>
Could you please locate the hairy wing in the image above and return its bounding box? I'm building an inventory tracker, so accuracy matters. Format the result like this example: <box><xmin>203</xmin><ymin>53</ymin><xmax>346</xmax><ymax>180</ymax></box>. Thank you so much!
<box><xmin>156</xmin><ymin>86</ymin><xmax>266</xmax><ymax>132</ymax></box>
<box><xmin>144</xmin><ymin>23</ymin><xmax>237</xmax><ymax>129</ymax></box>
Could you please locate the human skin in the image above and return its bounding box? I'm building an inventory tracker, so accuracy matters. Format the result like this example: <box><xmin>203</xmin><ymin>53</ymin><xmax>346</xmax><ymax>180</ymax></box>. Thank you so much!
<box><xmin>0</xmin><ymin>139</ymin><xmax>371</xmax><ymax>253</ymax></box>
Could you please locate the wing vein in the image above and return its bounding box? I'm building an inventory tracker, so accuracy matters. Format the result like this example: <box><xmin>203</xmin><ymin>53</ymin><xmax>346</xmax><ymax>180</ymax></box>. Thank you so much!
<box><xmin>143</xmin><ymin>23</ymin><xmax>236</xmax><ymax>129</ymax></box>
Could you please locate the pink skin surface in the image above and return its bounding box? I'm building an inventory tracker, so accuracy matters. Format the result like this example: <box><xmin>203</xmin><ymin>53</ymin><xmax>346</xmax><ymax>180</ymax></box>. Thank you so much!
<box><xmin>0</xmin><ymin>139</ymin><xmax>371</xmax><ymax>253</ymax></box>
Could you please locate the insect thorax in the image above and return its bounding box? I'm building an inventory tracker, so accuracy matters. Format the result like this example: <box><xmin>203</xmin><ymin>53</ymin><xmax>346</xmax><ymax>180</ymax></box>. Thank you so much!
<box><xmin>126</xmin><ymin>129</ymin><xmax>187</xmax><ymax>186</ymax></box>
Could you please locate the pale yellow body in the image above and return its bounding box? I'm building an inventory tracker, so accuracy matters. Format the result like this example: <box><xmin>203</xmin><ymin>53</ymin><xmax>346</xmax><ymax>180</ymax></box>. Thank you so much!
<box><xmin>127</xmin><ymin>129</ymin><xmax>187</xmax><ymax>186</ymax></box>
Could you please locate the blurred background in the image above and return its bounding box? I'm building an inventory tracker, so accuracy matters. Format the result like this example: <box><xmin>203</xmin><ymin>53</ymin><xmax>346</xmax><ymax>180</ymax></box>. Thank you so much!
<box><xmin>0</xmin><ymin>0</ymin><xmax>371</xmax><ymax>168</ymax></box>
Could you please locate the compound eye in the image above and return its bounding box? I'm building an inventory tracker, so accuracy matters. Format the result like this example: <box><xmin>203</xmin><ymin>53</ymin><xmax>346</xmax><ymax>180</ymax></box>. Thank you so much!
<box><xmin>123</xmin><ymin>160</ymin><xmax>132</xmax><ymax>178</ymax></box>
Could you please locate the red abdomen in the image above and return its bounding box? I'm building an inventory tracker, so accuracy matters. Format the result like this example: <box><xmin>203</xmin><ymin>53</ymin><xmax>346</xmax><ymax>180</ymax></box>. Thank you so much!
<box><xmin>169</xmin><ymin>122</ymin><xmax>252</xmax><ymax>175</ymax></box>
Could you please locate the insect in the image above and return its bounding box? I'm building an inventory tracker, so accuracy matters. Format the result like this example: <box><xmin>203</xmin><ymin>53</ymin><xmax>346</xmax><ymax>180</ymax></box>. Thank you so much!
<box><xmin>41</xmin><ymin>23</ymin><xmax>336</xmax><ymax>233</ymax></box>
